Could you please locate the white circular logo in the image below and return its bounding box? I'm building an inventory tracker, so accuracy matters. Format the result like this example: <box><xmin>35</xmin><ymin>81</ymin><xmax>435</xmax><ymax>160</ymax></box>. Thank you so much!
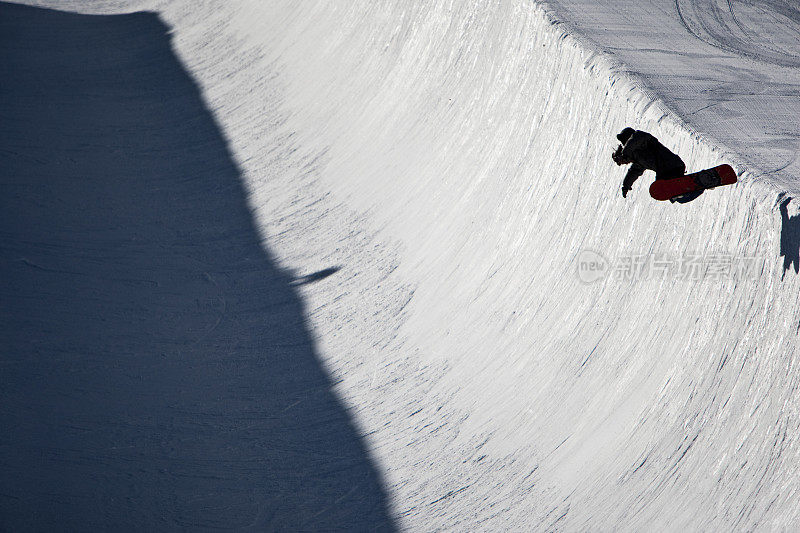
<box><xmin>576</xmin><ymin>250</ymin><xmax>609</xmax><ymax>284</ymax></box>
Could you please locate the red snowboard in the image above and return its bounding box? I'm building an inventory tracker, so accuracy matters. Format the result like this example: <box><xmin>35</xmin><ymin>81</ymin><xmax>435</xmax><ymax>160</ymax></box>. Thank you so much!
<box><xmin>649</xmin><ymin>164</ymin><xmax>737</xmax><ymax>201</ymax></box>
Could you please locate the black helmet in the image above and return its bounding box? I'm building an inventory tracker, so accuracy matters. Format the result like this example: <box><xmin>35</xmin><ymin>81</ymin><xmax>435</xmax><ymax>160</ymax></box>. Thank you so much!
<box><xmin>617</xmin><ymin>127</ymin><xmax>635</xmax><ymax>144</ymax></box>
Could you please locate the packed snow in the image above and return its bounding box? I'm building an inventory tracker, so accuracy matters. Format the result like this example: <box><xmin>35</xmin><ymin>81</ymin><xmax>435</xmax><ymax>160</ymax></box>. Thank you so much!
<box><xmin>2</xmin><ymin>0</ymin><xmax>800</xmax><ymax>530</ymax></box>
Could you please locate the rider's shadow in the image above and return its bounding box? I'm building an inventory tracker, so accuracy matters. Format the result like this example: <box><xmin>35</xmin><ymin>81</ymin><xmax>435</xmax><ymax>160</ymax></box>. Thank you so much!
<box><xmin>779</xmin><ymin>196</ymin><xmax>800</xmax><ymax>278</ymax></box>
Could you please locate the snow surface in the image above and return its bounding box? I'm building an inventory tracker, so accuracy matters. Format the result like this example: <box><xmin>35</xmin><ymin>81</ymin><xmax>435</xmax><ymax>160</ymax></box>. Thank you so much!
<box><xmin>2</xmin><ymin>0</ymin><xmax>800</xmax><ymax>530</ymax></box>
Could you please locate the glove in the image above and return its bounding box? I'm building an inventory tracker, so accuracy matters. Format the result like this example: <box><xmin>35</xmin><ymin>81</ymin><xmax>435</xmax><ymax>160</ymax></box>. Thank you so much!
<box><xmin>621</xmin><ymin>185</ymin><xmax>630</xmax><ymax>198</ymax></box>
<box><xmin>612</xmin><ymin>145</ymin><xmax>630</xmax><ymax>166</ymax></box>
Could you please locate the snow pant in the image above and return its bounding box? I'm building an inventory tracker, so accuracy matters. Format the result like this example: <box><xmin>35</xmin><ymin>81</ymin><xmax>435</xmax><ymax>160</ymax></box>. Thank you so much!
<box><xmin>654</xmin><ymin>160</ymin><xmax>686</xmax><ymax>181</ymax></box>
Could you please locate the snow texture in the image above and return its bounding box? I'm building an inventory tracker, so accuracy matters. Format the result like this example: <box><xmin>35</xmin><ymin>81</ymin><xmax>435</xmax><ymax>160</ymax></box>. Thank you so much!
<box><xmin>2</xmin><ymin>0</ymin><xmax>800</xmax><ymax>530</ymax></box>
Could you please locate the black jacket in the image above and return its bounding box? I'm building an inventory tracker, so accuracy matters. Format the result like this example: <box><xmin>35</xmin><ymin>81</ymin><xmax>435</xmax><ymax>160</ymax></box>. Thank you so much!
<box><xmin>621</xmin><ymin>130</ymin><xmax>685</xmax><ymax>192</ymax></box>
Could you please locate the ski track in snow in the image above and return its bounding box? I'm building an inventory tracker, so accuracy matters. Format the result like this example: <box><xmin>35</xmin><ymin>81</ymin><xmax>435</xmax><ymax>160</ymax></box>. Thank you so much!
<box><xmin>2</xmin><ymin>0</ymin><xmax>800</xmax><ymax>530</ymax></box>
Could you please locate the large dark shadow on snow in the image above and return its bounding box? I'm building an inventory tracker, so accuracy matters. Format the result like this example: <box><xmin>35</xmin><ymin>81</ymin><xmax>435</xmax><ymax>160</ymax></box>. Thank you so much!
<box><xmin>0</xmin><ymin>3</ymin><xmax>393</xmax><ymax>530</ymax></box>
<box><xmin>779</xmin><ymin>196</ymin><xmax>800</xmax><ymax>278</ymax></box>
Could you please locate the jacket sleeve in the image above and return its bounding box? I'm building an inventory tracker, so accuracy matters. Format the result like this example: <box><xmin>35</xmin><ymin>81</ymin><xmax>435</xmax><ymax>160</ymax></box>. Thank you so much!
<box><xmin>623</xmin><ymin>163</ymin><xmax>645</xmax><ymax>191</ymax></box>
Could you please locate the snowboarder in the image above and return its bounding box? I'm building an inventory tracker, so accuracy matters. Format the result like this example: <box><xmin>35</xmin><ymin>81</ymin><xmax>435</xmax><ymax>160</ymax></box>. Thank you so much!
<box><xmin>612</xmin><ymin>127</ymin><xmax>702</xmax><ymax>203</ymax></box>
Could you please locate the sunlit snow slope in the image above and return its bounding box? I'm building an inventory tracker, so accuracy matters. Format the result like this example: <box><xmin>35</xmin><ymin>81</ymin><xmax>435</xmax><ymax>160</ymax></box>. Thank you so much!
<box><xmin>3</xmin><ymin>0</ymin><xmax>800</xmax><ymax>530</ymax></box>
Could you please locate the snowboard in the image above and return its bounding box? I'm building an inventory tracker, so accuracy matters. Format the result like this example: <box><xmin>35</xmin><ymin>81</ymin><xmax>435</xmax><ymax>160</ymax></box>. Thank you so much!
<box><xmin>649</xmin><ymin>164</ymin><xmax>737</xmax><ymax>201</ymax></box>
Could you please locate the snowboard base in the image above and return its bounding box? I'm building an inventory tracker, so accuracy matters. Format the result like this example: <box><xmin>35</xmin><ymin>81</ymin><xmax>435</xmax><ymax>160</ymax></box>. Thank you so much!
<box><xmin>649</xmin><ymin>164</ymin><xmax>737</xmax><ymax>201</ymax></box>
